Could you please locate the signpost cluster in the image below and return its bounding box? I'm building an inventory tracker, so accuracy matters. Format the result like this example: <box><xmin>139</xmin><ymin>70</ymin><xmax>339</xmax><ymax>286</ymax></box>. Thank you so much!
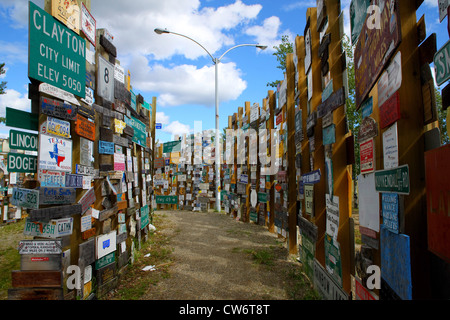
<box><xmin>7</xmin><ymin>0</ymin><xmax>157</xmax><ymax>300</ymax></box>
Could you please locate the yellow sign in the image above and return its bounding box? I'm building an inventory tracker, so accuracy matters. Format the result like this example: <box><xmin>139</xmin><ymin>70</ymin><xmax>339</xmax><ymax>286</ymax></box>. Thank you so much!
<box><xmin>114</xmin><ymin>119</ymin><xmax>126</xmax><ymax>134</ymax></box>
<box><xmin>51</xmin><ymin>0</ymin><xmax>80</xmax><ymax>34</ymax></box>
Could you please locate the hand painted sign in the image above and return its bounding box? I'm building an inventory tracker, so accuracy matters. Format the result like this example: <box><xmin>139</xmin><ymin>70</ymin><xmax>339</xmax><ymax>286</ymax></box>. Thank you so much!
<box><xmin>382</xmin><ymin>193</ymin><xmax>399</xmax><ymax>234</ymax></box>
<box><xmin>354</xmin><ymin>0</ymin><xmax>401</xmax><ymax>109</ymax></box>
<box><xmin>39</xmin><ymin>187</ymin><xmax>76</xmax><ymax>205</ymax></box>
<box><xmin>9</xmin><ymin>130</ymin><xmax>38</xmax><ymax>152</ymax></box>
<box><xmin>29</xmin><ymin>1</ymin><xmax>86</xmax><ymax>98</ymax></box>
<box><xmin>425</xmin><ymin>144</ymin><xmax>450</xmax><ymax>263</ymax></box>
<box><xmin>39</xmin><ymin>134</ymin><xmax>72</xmax><ymax>172</ymax></box>
<box><xmin>81</xmin><ymin>3</ymin><xmax>96</xmax><ymax>47</ymax></box>
<box><xmin>99</xmin><ymin>141</ymin><xmax>114</xmax><ymax>155</ymax></box>
<box><xmin>305</xmin><ymin>184</ymin><xmax>314</xmax><ymax>216</ymax></box>
<box><xmin>377</xmin><ymin>51</ymin><xmax>402</xmax><ymax>107</ymax></box>
<box><xmin>383</xmin><ymin>123</ymin><xmax>399</xmax><ymax>169</ymax></box>
<box><xmin>40</xmin><ymin>97</ymin><xmax>78</xmax><ymax>121</ymax></box>
<box><xmin>75</xmin><ymin>114</ymin><xmax>95</xmax><ymax>141</ymax></box>
<box><xmin>51</xmin><ymin>0</ymin><xmax>80</xmax><ymax>34</ymax></box>
<box><xmin>11</xmin><ymin>188</ymin><xmax>39</xmax><ymax>209</ymax></box>
<box><xmin>380</xmin><ymin>225</ymin><xmax>412</xmax><ymax>300</ymax></box>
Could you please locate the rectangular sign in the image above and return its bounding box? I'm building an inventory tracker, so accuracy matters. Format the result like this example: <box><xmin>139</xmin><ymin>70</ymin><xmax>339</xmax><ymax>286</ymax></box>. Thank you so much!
<box><xmin>114</xmin><ymin>153</ymin><xmax>126</xmax><ymax>171</ymax></box>
<box><xmin>155</xmin><ymin>195</ymin><xmax>178</xmax><ymax>205</ymax></box>
<box><xmin>382</xmin><ymin>193</ymin><xmax>399</xmax><ymax>234</ymax></box>
<box><xmin>29</xmin><ymin>1</ymin><xmax>86</xmax><ymax>98</ymax></box>
<box><xmin>124</xmin><ymin>116</ymin><xmax>147</xmax><ymax>147</ymax></box>
<box><xmin>305</xmin><ymin>184</ymin><xmax>314</xmax><ymax>216</ymax></box>
<box><xmin>380</xmin><ymin>225</ymin><xmax>412</xmax><ymax>300</ymax></box>
<box><xmin>39</xmin><ymin>134</ymin><xmax>73</xmax><ymax>172</ymax></box>
<box><xmin>435</xmin><ymin>39</ymin><xmax>450</xmax><ymax>86</ymax></box>
<box><xmin>40</xmin><ymin>97</ymin><xmax>78</xmax><ymax>121</ymax></box>
<box><xmin>39</xmin><ymin>187</ymin><xmax>76</xmax><ymax>205</ymax></box>
<box><xmin>354</xmin><ymin>0</ymin><xmax>401</xmax><ymax>109</ymax></box>
<box><xmin>18</xmin><ymin>240</ymin><xmax>62</xmax><ymax>255</ymax></box>
<box><xmin>375</xmin><ymin>165</ymin><xmax>410</xmax><ymax>195</ymax></box>
<box><xmin>383</xmin><ymin>123</ymin><xmax>399</xmax><ymax>169</ymax></box>
<box><xmin>75</xmin><ymin>114</ymin><xmax>95</xmax><ymax>141</ymax></box>
<box><xmin>163</xmin><ymin>141</ymin><xmax>182</xmax><ymax>154</ymax></box>
<box><xmin>425</xmin><ymin>144</ymin><xmax>450</xmax><ymax>263</ymax></box>
<box><xmin>99</xmin><ymin>141</ymin><xmax>115</xmax><ymax>155</ymax></box>
<box><xmin>6</xmin><ymin>108</ymin><xmax>39</xmax><ymax>132</ymax></box>
<box><xmin>380</xmin><ymin>91</ymin><xmax>400</xmax><ymax>130</ymax></box>
<box><xmin>96</xmin><ymin>231</ymin><xmax>117</xmax><ymax>259</ymax></box>
<box><xmin>23</xmin><ymin>217</ymin><xmax>74</xmax><ymax>238</ymax></box>
<box><xmin>97</xmin><ymin>55</ymin><xmax>115</xmax><ymax>103</ymax></box>
<box><xmin>65</xmin><ymin>173</ymin><xmax>83</xmax><ymax>188</ymax></box>
<box><xmin>313</xmin><ymin>259</ymin><xmax>348</xmax><ymax>300</ymax></box>
<box><xmin>38</xmin><ymin>170</ymin><xmax>66</xmax><ymax>187</ymax></box>
<box><xmin>81</xmin><ymin>3</ymin><xmax>96</xmax><ymax>47</ymax></box>
<box><xmin>360</xmin><ymin>138</ymin><xmax>375</xmax><ymax>174</ymax></box>
<box><xmin>46</xmin><ymin>116</ymin><xmax>71</xmax><ymax>139</ymax></box>
<box><xmin>11</xmin><ymin>188</ymin><xmax>39</xmax><ymax>209</ymax></box>
<box><xmin>302</xmin><ymin>170</ymin><xmax>321</xmax><ymax>184</ymax></box>
<box><xmin>9</xmin><ymin>130</ymin><xmax>38</xmax><ymax>152</ymax></box>
<box><xmin>8</xmin><ymin>153</ymin><xmax>37</xmax><ymax>173</ymax></box>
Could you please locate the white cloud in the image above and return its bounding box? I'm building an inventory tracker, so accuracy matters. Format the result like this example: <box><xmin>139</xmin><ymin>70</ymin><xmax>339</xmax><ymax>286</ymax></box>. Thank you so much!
<box><xmin>162</xmin><ymin>121</ymin><xmax>193</xmax><ymax>137</ymax></box>
<box><xmin>0</xmin><ymin>89</ymin><xmax>30</xmax><ymax>117</ymax></box>
<box><xmin>0</xmin><ymin>0</ymin><xmax>44</xmax><ymax>28</ymax></box>
<box><xmin>245</xmin><ymin>16</ymin><xmax>294</xmax><ymax>53</ymax></box>
<box><xmin>156</xmin><ymin>112</ymin><xmax>170</xmax><ymax>125</ymax></box>
<box><xmin>424</xmin><ymin>0</ymin><xmax>438</xmax><ymax>7</ymax></box>
<box><xmin>129</xmin><ymin>54</ymin><xmax>247</xmax><ymax>107</ymax></box>
<box><xmin>0</xmin><ymin>40</ymin><xmax>27</xmax><ymax>65</ymax></box>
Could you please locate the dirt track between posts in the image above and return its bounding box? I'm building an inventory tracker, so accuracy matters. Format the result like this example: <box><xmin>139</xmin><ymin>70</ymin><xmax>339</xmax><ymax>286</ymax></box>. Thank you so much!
<box><xmin>109</xmin><ymin>210</ymin><xmax>318</xmax><ymax>300</ymax></box>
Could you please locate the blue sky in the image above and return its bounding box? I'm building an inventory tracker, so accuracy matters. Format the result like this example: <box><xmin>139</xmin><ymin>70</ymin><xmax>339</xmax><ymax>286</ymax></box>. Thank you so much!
<box><xmin>0</xmin><ymin>0</ymin><xmax>448</xmax><ymax>143</ymax></box>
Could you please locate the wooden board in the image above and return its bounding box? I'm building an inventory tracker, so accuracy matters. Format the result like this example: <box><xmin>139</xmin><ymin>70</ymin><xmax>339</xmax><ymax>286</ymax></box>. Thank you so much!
<box><xmin>11</xmin><ymin>271</ymin><xmax>62</xmax><ymax>288</ymax></box>
<box><xmin>8</xmin><ymin>288</ymin><xmax>63</xmax><ymax>300</ymax></box>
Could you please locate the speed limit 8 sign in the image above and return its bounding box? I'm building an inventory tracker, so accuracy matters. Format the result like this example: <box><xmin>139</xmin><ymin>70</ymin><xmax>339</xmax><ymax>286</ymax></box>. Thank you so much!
<box><xmin>97</xmin><ymin>55</ymin><xmax>115</xmax><ymax>103</ymax></box>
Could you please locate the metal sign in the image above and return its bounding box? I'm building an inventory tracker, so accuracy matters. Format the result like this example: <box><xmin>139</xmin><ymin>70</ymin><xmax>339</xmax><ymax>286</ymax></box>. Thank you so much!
<box><xmin>18</xmin><ymin>240</ymin><xmax>62</xmax><ymax>255</ymax></box>
<box><xmin>155</xmin><ymin>195</ymin><xmax>178</xmax><ymax>204</ymax></box>
<box><xmin>29</xmin><ymin>1</ymin><xmax>86</xmax><ymax>98</ymax></box>
<box><xmin>8</xmin><ymin>153</ymin><xmax>37</xmax><ymax>173</ymax></box>
<box><xmin>39</xmin><ymin>134</ymin><xmax>73</xmax><ymax>172</ymax></box>
<box><xmin>23</xmin><ymin>217</ymin><xmax>74</xmax><ymax>238</ymax></box>
<box><xmin>47</xmin><ymin>116</ymin><xmax>71</xmax><ymax>139</ymax></box>
<box><xmin>81</xmin><ymin>3</ymin><xmax>96</xmax><ymax>47</ymax></box>
<box><xmin>97</xmin><ymin>55</ymin><xmax>115</xmax><ymax>102</ymax></box>
<box><xmin>11</xmin><ymin>188</ymin><xmax>39</xmax><ymax>209</ymax></box>
<box><xmin>38</xmin><ymin>170</ymin><xmax>66</xmax><ymax>188</ymax></box>
<box><xmin>360</xmin><ymin>138</ymin><xmax>375</xmax><ymax>174</ymax></box>
<box><xmin>382</xmin><ymin>193</ymin><xmax>399</xmax><ymax>234</ymax></box>
<box><xmin>39</xmin><ymin>187</ymin><xmax>76</xmax><ymax>205</ymax></box>
<box><xmin>434</xmin><ymin>39</ymin><xmax>450</xmax><ymax>86</ymax></box>
<box><xmin>156</xmin><ymin>123</ymin><xmax>162</xmax><ymax>130</ymax></box>
<box><xmin>313</xmin><ymin>259</ymin><xmax>349</xmax><ymax>300</ymax></box>
<box><xmin>9</xmin><ymin>130</ymin><xmax>38</xmax><ymax>152</ymax></box>
<box><xmin>40</xmin><ymin>97</ymin><xmax>78</xmax><ymax>121</ymax></box>
<box><xmin>6</xmin><ymin>108</ymin><xmax>39</xmax><ymax>132</ymax></box>
<box><xmin>375</xmin><ymin>165</ymin><xmax>410</xmax><ymax>195</ymax></box>
<box><xmin>350</xmin><ymin>0</ymin><xmax>370</xmax><ymax>44</ymax></box>
<box><xmin>383</xmin><ymin>123</ymin><xmax>399</xmax><ymax>169</ymax></box>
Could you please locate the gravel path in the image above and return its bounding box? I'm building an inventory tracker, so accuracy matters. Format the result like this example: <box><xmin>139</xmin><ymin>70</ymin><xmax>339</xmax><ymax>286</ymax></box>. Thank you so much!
<box><xmin>140</xmin><ymin>210</ymin><xmax>303</xmax><ymax>300</ymax></box>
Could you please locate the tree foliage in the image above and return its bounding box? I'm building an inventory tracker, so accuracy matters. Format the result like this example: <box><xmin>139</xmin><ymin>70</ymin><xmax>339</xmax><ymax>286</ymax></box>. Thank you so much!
<box><xmin>0</xmin><ymin>63</ymin><xmax>6</xmax><ymax>95</ymax></box>
<box><xmin>267</xmin><ymin>35</ymin><xmax>293</xmax><ymax>88</ymax></box>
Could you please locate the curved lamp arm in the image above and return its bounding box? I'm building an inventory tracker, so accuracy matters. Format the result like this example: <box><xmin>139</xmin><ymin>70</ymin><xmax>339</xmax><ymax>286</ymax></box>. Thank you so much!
<box><xmin>154</xmin><ymin>28</ymin><xmax>215</xmax><ymax>63</ymax></box>
<box><xmin>218</xmin><ymin>44</ymin><xmax>268</xmax><ymax>62</ymax></box>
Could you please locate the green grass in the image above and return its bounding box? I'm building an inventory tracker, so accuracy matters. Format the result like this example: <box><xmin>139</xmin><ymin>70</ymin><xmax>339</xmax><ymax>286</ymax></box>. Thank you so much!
<box><xmin>285</xmin><ymin>266</ymin><xmax>321</xmax><ymax>300</ymax></box>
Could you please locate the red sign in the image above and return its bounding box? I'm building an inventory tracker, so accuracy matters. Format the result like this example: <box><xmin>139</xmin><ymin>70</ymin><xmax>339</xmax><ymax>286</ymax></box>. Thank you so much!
<box><xmin>380</xmin><ymin>91</ymin><xmax>400</xmax><ymax>129</ymax></box>
<box><xmin>355</xmin><ymin>277</ymin><xmax>377</xmax><ymax>300</ymax></box>
<box><xmin>75</xmin><ymin>114</ymin><xmax>95</xmax><ymax>141</ymax></box>
<box><xmin>154</xmin><ymin>157</ymin><xmax>165</xmax><ymax>169</ymax></box>
<box><xmin>360</xmin><ymin>139</ymin><xmax>375</xmax><ymax>174</ymax></box>
<box><xmin>425</xmin><ymin>144</ymin><xmax>450</xmax><ymax>263</ymax></box>
<box><xmin>276</xmin><ymin>112</ymin><xmax>283</xmax><ymax>126</ymax></box>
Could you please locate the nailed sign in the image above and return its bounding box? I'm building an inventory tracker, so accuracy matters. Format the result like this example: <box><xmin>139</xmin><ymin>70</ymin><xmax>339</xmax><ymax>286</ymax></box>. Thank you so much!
<box><xmin>40</xmin><ymin>97</ymin><xmax>77</xmax><ymax>121</ymax></box>
<box><xmin>29</xmin><ymin>1</ymin><xmax>86</xmax><ymax>98</ymax></box>
<box><xmin>354</xmin><ymin>0</ymin><xmax>401</xmax><ymax>109</ymax></box>
<box><xmin>360</xmin><ymin>138</ymin><xmax>375</xmax><ymax>175</ymax></box>
<box><xmin>47</xmin><ymin>116</ymin><xmax>71</xmax><ymax>139</ymax></box>
<box><xmin>358</xmin><ymin>117</ymin><xmax>378</xmax><ymax>143</ymax></box>
<box><xmin>39</xmin><ymin>187</ymin><xmax>76</xmax><ymax>205</ymax></box>
<box><xmin>39</xmin><ymin>134</ymin><xmax>72</xmax><ymax>172</ymax></box>
<box><xmin>38</xmin><ymin>170</ymin><xmax>66</xmax><ymax>188</ymax></box>
<box><xmin>8</xmin><ymin>153</ymin><xmax>37</xmax><ymax>173</ymax></box>
<box><xmin>11</xmin><ymin>188</ymin><xmax>40</xmax><ymax>209</ymax></box>
<box><xmin>9</xmin><ymin>130</ymin><xmax>38</xmax><ymax>152</ymax></box>
<box><xmin>23</xmin><ymin>217</ymin><xmax>74</xmax><ymax>238</ymax></box>
<box><xmin>375</xmin><ymin>165</ymin><xmax>410</xmax><ymax>195</ymax></box>
<box><xmin>380</xmin><ymin>91</ymin><xmax>400</xmax><ymax>129</ymax></box>
<box><xmin>81</xmin><ymin>3</ymin><xmax>96</xmax><ymax>47</ymax></box>
<box><xmin>99</xmin><ymin>141</ymin><xmax>115</xmax><ymax>155</ymax></box>
<box><xmin>75</xmin><ymin>114</ymin><xmax>95</xmax><ymax>141</ymax></box>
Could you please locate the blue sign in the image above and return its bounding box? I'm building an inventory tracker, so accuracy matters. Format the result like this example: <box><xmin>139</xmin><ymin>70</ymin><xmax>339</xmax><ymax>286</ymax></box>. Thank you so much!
<box><xmin>323</xmin><ymin>124</ymin><xmax>336</xmax><ymax>145</ymax></box>
<box><xmin>99</xmin><ymin>140</ymin><xmax>115</xmax><ymax>155</ymax></box>
<box><xmin>302</xmin><ymin>169</ymin><xmax>321</xmax><ymax>184</ymax></box>
<box><xmin>381</xmin><ymin>225</ymin><xmax>412</xmax><ymax>300</ymax></box>
<box><xmin>382</xmin><ymin>193</ymin><xmax>399</xmax><ymax>233</ymax></box>
<box><xmin>156</xmin><ymin>123</ymin><xmax>162</xmax><ymax>130</ymax></box>
<box><xmin>361</xmin><ymin>96</ymin><xmax>373</xmax><ymax>119</ymax></box>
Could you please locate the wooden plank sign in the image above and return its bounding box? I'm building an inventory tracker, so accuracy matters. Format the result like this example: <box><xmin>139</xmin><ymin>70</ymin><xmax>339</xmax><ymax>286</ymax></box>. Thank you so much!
<box><xmin>75</xmin><ymin>114</ymin><xmax>95</xmax><ymax>141</ymax></box>
<box><xmin>380</xmin><ymin>91</ymin><xmax>400</xmax><ymax>129</ymax></box>
<box><xmin>39</xmin><ymin>187</ymin><xmax>76</xmax><ymax>205</ymax></box>
<box><xmin>8</xmin><ymin>288</ymin><xmax>63</xmax><ymax>300</ymax></box>
<box><xmin>354</xmin><ymin>0</ymin><xmax>402</xmax><ymax>108</ymax></box>
<box><xmin>11</xmin><ymin>188</ymin><xmax>39</xmax><ymax>209</ymax></box>
<box><xmin>40</xmin><ymin>97</ymin><xmax>77</xmax><ymax>121</ymax></box>
<box><xmin>78</xmin><ymin>188</ymin><xmax>96</xmax><ymax>214</ymax></box>
<box><xmin>11</xmin><ymin>271</ymin><xmax>62</xmax><ymax>288</ymax></box>
<box><xmin>358</xmin><ymin>117</ymin><xmax>378</xmax><ymax>143</ymax></box>
<box><xmin>99</xmin><ymin>141</ymin><xmax>115</xmax><ymax>155</ymax></box>
<box><xmin>38</xmin><ymin>134</ymin><xmax>73</xmax><ymax>172</ymax></box>
<box><xmin>29</xmin><ymin>204</ymin><xmax>82</xmax><ymax>222</ymax></box>
<box><xmin>425</xmin><ymin>144</ymin><xmax>450</xmax><ymax>263</ymax></box>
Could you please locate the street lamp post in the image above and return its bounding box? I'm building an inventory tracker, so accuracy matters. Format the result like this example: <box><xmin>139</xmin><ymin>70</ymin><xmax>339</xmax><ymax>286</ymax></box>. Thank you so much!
<box><xmin>154</xmin><ymin>28</ymin><xmax>267</xmax><ymax>212</ymax></box>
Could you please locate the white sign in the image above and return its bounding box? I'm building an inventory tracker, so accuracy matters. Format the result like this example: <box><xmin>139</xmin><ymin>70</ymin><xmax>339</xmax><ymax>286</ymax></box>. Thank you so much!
<box><xmin>97</xmin><ymin>55</ymin><xmax>115</xmax><ymax>103</ymax></box>
<box><xmin>39</xmin><ymin>83</ymin><xmax>80</xmax><ymax>106</ymax></box>
<box><xmin>39</xmin><ymin>134</ymin><xmax>73</xmax><ymax>172</ymax></box>
<box><xmin>23</xmin><ymin>217</ymin><xmax>74</xmax><ymax>238</ymax></box>
<box><xmin>81</xmin><ymin>87</ymin><xmax>94</xmax><ymax>106</ymax></box>
<box><xmin>251</xmin><ymin>189</ymin><xmax>257</xmax><ymax>208</ymax></box>
<box><xmin>96</xmin><ymin>231</ymin><xmax>117</xmax><ymax>259</ymax></box>
<box><xmin>358</xmin><ymin>173</ymin><xmax>380</xmax><ymax>233</ymax></box>
<box><xmin>326</xmin><ymin>194</ymin><xmax>340</xmax><ymax>242</ymax></box>
<box><xmin>383</xmin><ymin>122</ymin><xmax>399</xmax><ymax>169</ymax></box>
<box><xmin>114</xmin><ymin>64</ymin><xmax>125</xmax><ymax>84</ymax></box>
<box><xmin>18</xmin><ymin>240</ymin><xmax>62</xmax><ymax>255</ymax></box>
<box><xmin>378</xmin><ymin>51</ymin><xmax>402</xmax><ymax>107</ymax></box>
<box><xmin>439</xmin><ymin>0</ymin><xmax>450</xmax><ymax>22</ymax></box>
<box><xmin>81</xmin><ymin>212</ymin><xmax>92</xmax><ymax>232</ymax></box>
<box><xmin>81</xmin><ymin>3</ymin><xmax>96</xmax><ymax>46</ymax></box>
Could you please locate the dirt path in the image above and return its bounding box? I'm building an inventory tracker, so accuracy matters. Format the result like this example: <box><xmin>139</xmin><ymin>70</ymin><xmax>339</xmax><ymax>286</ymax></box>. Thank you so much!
<box><xmin>128</xmin><ymin>210</ymin><xmax>317</xmax><ymax>300</ymax></box>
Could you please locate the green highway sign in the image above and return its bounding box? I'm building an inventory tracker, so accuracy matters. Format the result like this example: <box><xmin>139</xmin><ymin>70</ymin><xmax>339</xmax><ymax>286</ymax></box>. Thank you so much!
<box><xmin>163</xmin><ymin>141</ymin><xmax>181</xmax><ymax>154</ymax></box>
<box><xmin>6</xmin><ymin>108</ymin><xmax>39</xmax><ymax>132</ymax></box>
<box><xmin>28</xmin><ymin>1</ymin><xmax>86</xmax><ymax>98</ymax></box>
<box><xmin>434</xmin><ymin>39</ymin><xmax>450</xmax><ymax>86</ymax></box>
<box><xmin>8</xmin><ymin>153</ymin><xmax>37</xmax><ymax>173</ymax></box>
<box><xmin>374</xmin><ymin>165</ymin><xmax>410</xmax><ymax>195</ymax></box>
<box><xmin>155</xmin><ymin>195</ymin><xmax>178</xmax><ymax>205</ymax></box>
<box><xmin>9</xmin><ymin>130</ymin><xmax>38</xmax><ymax>152</ymax></box>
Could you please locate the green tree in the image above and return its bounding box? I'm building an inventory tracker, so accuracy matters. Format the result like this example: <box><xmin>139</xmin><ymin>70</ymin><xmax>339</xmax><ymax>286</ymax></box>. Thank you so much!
<box><xmin>267</xmin><ymin>35</ymin><xmax>293</xmax><ymax>88</ymax></box>
<box><xmin>436</xmin><ymin>86</ymin><xmax>449</xmax><ymax>145</ymax></box>
<box><xmin>0</xmin><ymin>63</ymin><xmax>6</xmax><ymax>95</ymax></box>
<box><xmin>0</xmin><ymin>63</ymin><xmax>6</xmax><ymax>124</ymax></box>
